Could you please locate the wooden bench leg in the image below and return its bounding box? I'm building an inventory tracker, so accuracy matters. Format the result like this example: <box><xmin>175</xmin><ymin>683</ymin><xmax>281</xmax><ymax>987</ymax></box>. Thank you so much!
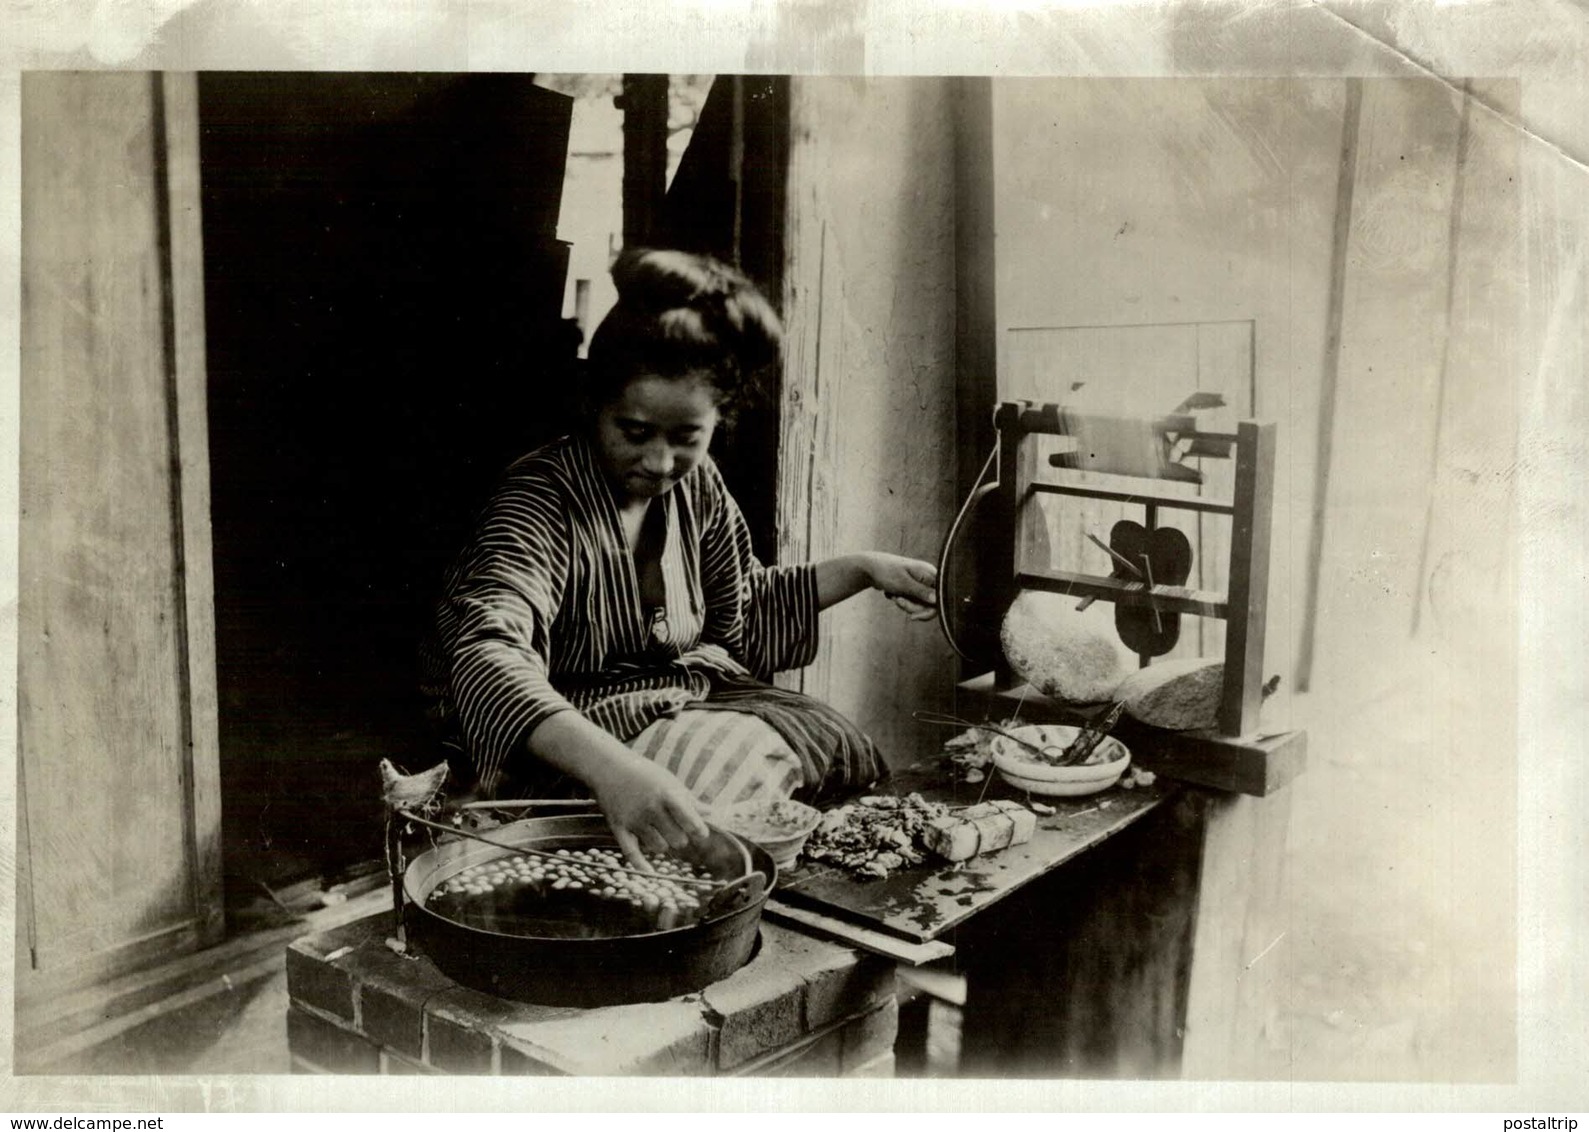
<box><xmin>1181</xmin><ymin>788</ymin><xmax>1294</xmax><ymax>1078</ymax></box>
<box><xmin>893</xmin><ymin>988</ymin><xmax>933</xmax><ymax>1076</ymax></box>
<box><xmin>954</xmin><ymin>793</ymin><xmax>1203</xmax><ymax>1077</ymax></box>
<box><xmin>954</xmin><ymin>786</ymin><xmax>1292</xmax><ymax>1079</ymax></box>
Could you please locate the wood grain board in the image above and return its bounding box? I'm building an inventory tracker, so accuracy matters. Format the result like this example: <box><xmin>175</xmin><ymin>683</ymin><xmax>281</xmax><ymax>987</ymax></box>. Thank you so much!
<box><xmin>18</xmin><ymin>72</ymin><xmax>223</xmax><ymax>990</ymax></box>
<box><xmin>775</xmin><ymin>761</ymin><xmax>1176</xmax><ymax>944</ymax></box>
<box><xmin>761</xmin><ymin>900</ymin><xmax>956</xmax><ymax>966</ymax></box>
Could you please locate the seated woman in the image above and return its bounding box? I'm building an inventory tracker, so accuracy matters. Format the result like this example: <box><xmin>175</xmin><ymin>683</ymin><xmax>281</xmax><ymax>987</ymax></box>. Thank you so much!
<box><xmin>425</xmin><ymin>248</ymin><xmax>938</xmax><ymax>867</ymax></box>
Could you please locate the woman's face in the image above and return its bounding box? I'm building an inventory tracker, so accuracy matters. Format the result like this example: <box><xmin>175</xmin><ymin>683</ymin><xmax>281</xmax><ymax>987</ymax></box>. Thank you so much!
<box><xmin>593</xmin><ymin>372</ymin><xmax>720</xmax><ymax>504</ymax></box>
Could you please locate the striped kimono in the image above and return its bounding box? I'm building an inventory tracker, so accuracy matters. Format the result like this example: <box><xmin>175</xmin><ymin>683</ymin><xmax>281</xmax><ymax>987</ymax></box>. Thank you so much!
<box><xmin>424</xmin><ymin>435</ymin><xmax>884</xmax><ymax>804</ymax></box>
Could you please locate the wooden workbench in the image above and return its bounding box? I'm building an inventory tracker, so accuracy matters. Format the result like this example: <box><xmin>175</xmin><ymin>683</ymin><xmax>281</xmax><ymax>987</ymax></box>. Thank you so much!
<box><xmin>768</xmin><ymin>682</ymin><xmax>1303</xmax><ymax>1079</ymax></box>
<box><xmin>776</xmin><ymin>764</ymin><xmax>1175</xmax><ymax>946</ymax></box>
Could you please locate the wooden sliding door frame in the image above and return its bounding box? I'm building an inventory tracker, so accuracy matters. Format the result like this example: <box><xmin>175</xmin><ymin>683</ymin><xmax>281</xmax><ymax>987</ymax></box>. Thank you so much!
<box><xmin>155</xmin><ymin>71</ymin><xmax>225</xmax><ymax>952</ymax></box>
<box><xmin>15</xmin><ymin>71</ymin><xmax>222</xmax><ymax>1011</ymax></box>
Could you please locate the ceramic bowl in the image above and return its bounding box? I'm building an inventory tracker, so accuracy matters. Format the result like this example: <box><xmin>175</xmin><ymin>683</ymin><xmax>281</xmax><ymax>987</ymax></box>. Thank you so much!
<box><xmin>989</xmin><ymin>724</ymin><xmax>1131</xmax><ymax>797</ymax></box>
<box><xmin>710</xmin><ymin>798</ymin><xmax>823</xmax><ymax>869</ymax></box>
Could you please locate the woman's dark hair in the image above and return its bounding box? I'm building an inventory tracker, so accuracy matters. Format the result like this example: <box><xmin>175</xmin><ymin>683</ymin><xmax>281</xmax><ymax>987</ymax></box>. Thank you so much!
<box><xmin>584</xmin><ymin>248</ymin><xmax>783</xmax><ymax>412</ymax></box>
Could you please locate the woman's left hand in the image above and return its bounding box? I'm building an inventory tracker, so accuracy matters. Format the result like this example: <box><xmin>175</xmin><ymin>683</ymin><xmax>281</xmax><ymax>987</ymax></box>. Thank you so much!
<box><xmin>866</xmin><ymin>553</ymin><xmax>939</xmax><ymax>622</ymax></box>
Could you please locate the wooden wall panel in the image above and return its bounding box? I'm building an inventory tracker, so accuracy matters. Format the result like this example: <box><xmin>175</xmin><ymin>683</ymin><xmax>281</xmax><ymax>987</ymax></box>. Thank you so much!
<box><xmin>1308</xmin><ymin>79</ymin><xmax>1465</xmax><ymax>677</ymax></box>
<box><xmin>777</xmin><ymin>77</ymin><xmax>961</xmax><ymax>761</ymax></box>
<box><xmin>17</xmin><ymin>71</ymin><xmax>221</xmax><ymax>996</ymax></box>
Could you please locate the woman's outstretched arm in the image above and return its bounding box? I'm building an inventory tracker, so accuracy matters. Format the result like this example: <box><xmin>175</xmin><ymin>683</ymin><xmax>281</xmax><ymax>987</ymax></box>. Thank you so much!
<box><xmin>814</xmin><ymin>552</ymin><xmax>939</xmax><ymax>619</ymax></box>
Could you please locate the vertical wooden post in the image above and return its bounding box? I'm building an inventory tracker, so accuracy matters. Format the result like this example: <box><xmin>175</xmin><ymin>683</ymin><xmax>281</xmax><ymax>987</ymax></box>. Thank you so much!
<box><xmin>1219</xmin><ymin>421</ymin><xmax>1276</xmax><ymax>736</ymax></box>
<box><xmin>1411</xmin><ymin>80</ymin><xmax>1474</xmax><ymax>636</ymax></box>
<box><xmin>954</xmin><ymin>77</ymin><xmax>997</xmax><ymax>517</ymax></box>
<box><xmin>1297</xmin><ymin>78</ymin><xmax>1363</xmax><ymax>691</ymax></box>
<box><xmin>1179</xmin><ymin>789</ymin><xmax>1295</xmax><ymax>1078</ymax></box>
<box><xmin>774</xmin><ymin>81</ymin><xmax>826</xmax><ymax>695</ymax></box>
<box><xmin>157</xmin><ymin>71</ymin><xmax>226</xmax><ymax>948</ymax></box>
<box><xmin>991</xmin><ymin>403</ymin><xmax>1022</xmax><ymax>687</ymax></box>
<box><xmin>620</xmin><ymin>74</ymin><xmax>669</xmax><ymax>247</ymax></box>
<box><xmin>1014</xmin><ymin>423</ymin><xmax>1052</xmax><ymax>584</ymax></box>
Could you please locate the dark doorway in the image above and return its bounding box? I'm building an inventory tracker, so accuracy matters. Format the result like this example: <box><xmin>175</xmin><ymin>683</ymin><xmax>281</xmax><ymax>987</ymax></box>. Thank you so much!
<box><xmin>198</xmin><ymin>73</ymin><xmax>575</xmax><ymax>885</ymax></box>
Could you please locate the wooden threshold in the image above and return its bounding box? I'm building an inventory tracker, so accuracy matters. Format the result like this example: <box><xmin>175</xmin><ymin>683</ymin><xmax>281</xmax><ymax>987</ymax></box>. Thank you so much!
<box><xmin>14</xmin><ymin>881</ymin><xmax>393</xmax><ymax>1074</ymax></box>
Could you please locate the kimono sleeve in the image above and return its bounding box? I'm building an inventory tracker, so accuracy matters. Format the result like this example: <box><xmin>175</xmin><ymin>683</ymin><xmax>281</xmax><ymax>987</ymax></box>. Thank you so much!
<box><xmin>443</xmin><ymin>477</ymin><xmax>578</xmax><ymax>787</ymax></box>
<box><xmin>697</xmin><ymin>462</ymin><xmax>819</xmax><ymax>678</ymax></box>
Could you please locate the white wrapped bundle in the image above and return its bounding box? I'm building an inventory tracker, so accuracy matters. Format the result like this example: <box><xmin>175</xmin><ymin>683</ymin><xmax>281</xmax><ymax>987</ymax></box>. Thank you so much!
<box><xmin>923</xmin><ymin>801</ymin><xmax>1037</xmax><ymax>862</ymax></box>
<box><xmin>1000</xmin><ymin>590</ymin><xmax>1131</xmax><ymax>704</ymax></box>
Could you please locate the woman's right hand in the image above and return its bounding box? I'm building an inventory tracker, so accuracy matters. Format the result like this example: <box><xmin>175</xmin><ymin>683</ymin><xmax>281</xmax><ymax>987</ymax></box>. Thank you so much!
<box><xmin>588</xmin><ymin>751</ymin><xmax>712</xmax><ymax>869</ymax></box>
<box><xmin>527</xmin><ymin>710</ymin><xmax>712</xmax><ymax>870</ymax></box>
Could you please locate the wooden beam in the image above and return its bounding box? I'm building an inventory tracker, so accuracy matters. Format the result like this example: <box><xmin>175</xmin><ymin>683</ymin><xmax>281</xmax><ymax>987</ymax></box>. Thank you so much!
<box><xmin>1297</xmin><ymin>78</ymin><xmax>1363</xmax><ymax>691</ymax></box>
<box><xmin>954</xmin><ymin>77</ymin><xmax>998</xmax><ymax>515</ymax></box>
<box><xmin>1030</xmin><ymin>480</ymin><xmax>1235</xmax><ymax>516</ymax></box>
<box><xmin>1218</xmin><ymin>421</ymin><xmax>1277</xmax><ymax>736</ymax></box>
<box><xmin>1115</xmin><ymin>717</ymin><xmax>1306</xmax><ymax>799</ymax></box>
<box><xmin>157</xmin><ymin>71</ymin><xmax>226</xmax><ymax>949</ymax></box>
<box><xmin>1015</xmin><ymin>570</ymin><xmax>1229</xmax><ymax>619</ymax></box>
<box><xmin>773</xmin><ymin>81</ymin><xmax>837</xmax><ymax>697</ymax></box>
<box><xmin>1411</xmin><ymin>79</ymin><xmax>1474</xmax><ymax>636</ymax></box>
<box><xmin>620</xmin><ymin>74</ymin><xmax>669</xmax><ymax>246</ymax></box>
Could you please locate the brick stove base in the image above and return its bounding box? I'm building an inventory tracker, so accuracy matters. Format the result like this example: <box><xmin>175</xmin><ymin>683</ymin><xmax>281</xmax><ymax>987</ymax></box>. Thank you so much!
<box><xmin>285</xmin><ymin>913</ymin><xmax>898</xmax><ymax>1076</ymax></box>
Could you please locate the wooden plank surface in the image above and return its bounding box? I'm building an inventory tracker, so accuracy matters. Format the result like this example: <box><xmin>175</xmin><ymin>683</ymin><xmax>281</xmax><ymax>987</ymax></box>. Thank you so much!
<box><xmin>16</xmin><ymin>885</ymin><xmax>394</xmax><ymax>1075</ymax></box>
<box><xmin>771</xmin><ymin>87</ymin><xmax>823</xmax><ymax>697</ymax></box>
<box><xmin>775</xmin><ymin>761</ymin><xmax>1176</xmax><ymax>944</ymax></box>
<box><xmin>773</xmin><ymin>79</ymin><xmax>960</xmax><ymax>761</ymax></box>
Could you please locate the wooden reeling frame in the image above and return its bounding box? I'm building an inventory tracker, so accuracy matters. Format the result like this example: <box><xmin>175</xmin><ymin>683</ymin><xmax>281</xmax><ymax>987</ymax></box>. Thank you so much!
<box><xmin>991</xmin><ymin>400</ymin><xmax>1277</xmax><ymax>739</ymax></box>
